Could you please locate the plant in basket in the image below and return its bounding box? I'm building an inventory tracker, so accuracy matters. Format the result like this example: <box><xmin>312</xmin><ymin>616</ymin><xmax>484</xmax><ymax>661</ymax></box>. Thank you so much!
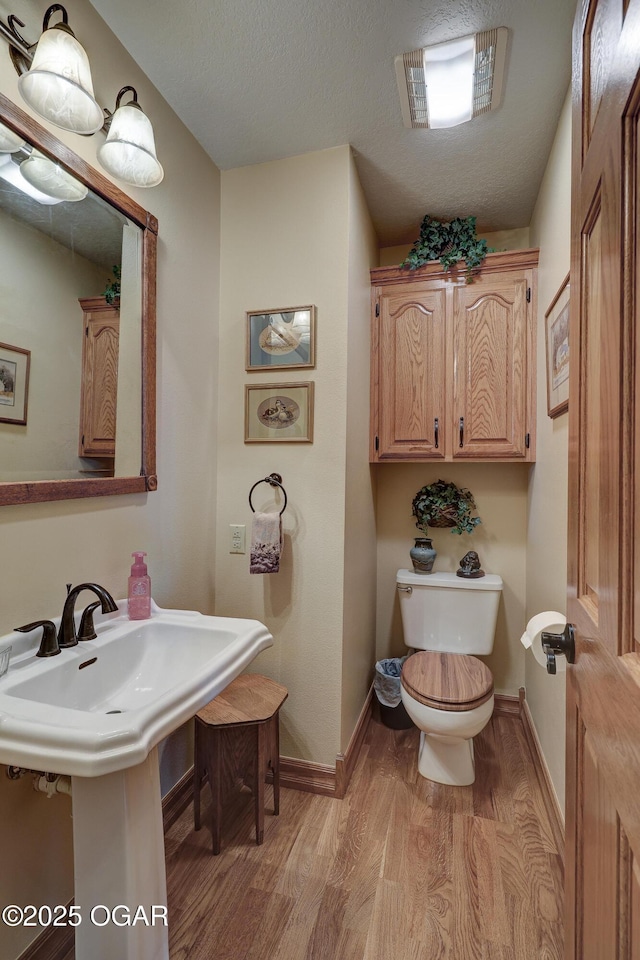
<box><xmin>400</xmin><ymin>215</ymin><xmax>490</xmax><ymax>283</ymax></box>
<box><xmin>412</xmin><ymin>479</ymin><xmax>482</xmax><ymax>536</ymax></box>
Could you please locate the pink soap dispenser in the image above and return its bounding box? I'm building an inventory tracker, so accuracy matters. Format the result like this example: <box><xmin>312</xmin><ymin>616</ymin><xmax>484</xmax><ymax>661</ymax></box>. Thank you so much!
<box><xmin>128</xmin><ymin>551</ymin><xmax>151</xmax><ymax>620</ymax></box>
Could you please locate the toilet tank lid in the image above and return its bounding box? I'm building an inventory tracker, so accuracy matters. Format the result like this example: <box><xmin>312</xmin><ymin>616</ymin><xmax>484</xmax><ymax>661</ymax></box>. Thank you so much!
<box><xmin>396</xmin><ymin>569</ymin><xmax>503</xmax><ymax>591</ymax></box>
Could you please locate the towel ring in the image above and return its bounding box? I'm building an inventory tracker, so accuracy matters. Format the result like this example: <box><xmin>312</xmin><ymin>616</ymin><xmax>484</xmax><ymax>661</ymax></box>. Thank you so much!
<box><xmin>248</xmin><ymin>473</ymin><xmax>288</xmax><ymax>516</ymax></box>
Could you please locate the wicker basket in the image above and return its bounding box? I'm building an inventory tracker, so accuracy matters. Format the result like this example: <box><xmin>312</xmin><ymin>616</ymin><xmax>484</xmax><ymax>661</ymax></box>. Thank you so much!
<box><xmin>426</xmin><ymin>508</ymin><xmax>458</xmax><ymax>528</ymax></box>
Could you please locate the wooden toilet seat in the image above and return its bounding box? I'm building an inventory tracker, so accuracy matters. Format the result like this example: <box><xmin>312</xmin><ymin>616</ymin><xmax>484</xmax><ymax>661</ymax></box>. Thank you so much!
<box><xmin>401</xmin><ymin>651</ymin><xmax>494</xmax><ymax>713</ymax></box>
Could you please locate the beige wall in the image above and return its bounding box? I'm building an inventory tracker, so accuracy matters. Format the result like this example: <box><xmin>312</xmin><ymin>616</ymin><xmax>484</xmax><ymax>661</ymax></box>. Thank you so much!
<box><xmin>216</xmin><ymin>146</ymin><xmax>377</xmax><ymax>764</ymax></box>
<box><xmin>526</xmin><ymin>89</ymin><xmax>572</xmax><ymax>812</ymax></box>
<box><xmin>341</xmin><ymin>155</ymin><xmax>378</xmax><ymax>751</ymax></box>
<box><xmin>375</xmin><ymin>463</ymin><xmax>529</xmax><ymax>694</ymax></box>
<box><xmin>0</xmin><ymin>208</ymin><xmax>105</xmax><ymax>478</ymax></box>
<box><xmin>114</xmin><ymin>222</ymin><xmax>144</xmax><ymax>477</ymax></box>
<box><xmin>0</xmin><ymin>2</ymin><xmax>220</xmax><ymax>956</ymax></box>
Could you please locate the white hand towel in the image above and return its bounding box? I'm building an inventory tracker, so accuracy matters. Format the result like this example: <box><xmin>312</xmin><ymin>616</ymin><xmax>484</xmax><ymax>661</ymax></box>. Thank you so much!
<box><xmin>250</xmin><ymin>511</ymin><xmax>283</xmax><ymax>574</ymax></box>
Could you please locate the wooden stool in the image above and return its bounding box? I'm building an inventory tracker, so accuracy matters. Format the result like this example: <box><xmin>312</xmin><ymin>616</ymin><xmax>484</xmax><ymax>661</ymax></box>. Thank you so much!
<box><xmin>193</xmin><ymin>674</ymin><xmax>288</xmax><ymax>854</ymax></box>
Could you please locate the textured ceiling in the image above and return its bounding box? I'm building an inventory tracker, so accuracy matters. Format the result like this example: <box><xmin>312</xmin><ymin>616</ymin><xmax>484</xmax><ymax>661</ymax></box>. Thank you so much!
<box><xmin>89</xmin><ymin>0</ymin><xmax>576</xmax><ymax>246</ymax></box>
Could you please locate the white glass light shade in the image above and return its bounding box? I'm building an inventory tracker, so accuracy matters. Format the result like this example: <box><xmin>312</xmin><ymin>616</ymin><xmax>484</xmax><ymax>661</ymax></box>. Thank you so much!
<box><xmin>0</xmin><ymin>154</ymin><xmax>61</xmax><ymax>205</ymax></box>
<box><xmin>20</xmin><ymin>150</ymin><xmax>88</xmax><ymax>202</ymax></box>
<box><xmin>18</xmin><ymin>27</ymin><xmax>103</xmax><ymax>135</ymax></box>
<box><xmin>423</xmin><ymin>36</ymin><xmax>475</xmax><ymax>129</ymax></box>
<box><xmin>98</xmin><ymin>104</ymin><xmax>164</xmax><ymax>187</ymax></box>
<box><xmin>0</xmin><ymin>122</ymin><xmax>26</xmax><ymax>153</ymax></box>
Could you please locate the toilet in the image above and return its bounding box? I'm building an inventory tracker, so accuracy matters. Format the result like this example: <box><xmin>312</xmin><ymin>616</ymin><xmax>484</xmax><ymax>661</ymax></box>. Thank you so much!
<box><xmin>396</xmin><ymin>568</ymin><xmax>503</xmax><ymax>786</ymax></box>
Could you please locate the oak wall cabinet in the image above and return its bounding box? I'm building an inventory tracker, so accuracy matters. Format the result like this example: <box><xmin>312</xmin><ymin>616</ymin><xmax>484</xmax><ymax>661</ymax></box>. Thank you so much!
<box><xmin>78</xmin><ymin>297</ymin><xmax>120</xmax><ymax>458</ymax></box>
<box><xmin>370</xmin><ymin>249</ymin><xmax>538</xmax><ymax>463</ymax></box>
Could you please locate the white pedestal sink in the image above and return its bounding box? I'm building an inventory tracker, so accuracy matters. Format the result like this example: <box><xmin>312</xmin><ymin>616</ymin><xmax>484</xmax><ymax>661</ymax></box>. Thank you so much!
<box><xmin>0</xmin><ymin>602</ymin><xmax>273</xmax><ymax>959</ymax></box>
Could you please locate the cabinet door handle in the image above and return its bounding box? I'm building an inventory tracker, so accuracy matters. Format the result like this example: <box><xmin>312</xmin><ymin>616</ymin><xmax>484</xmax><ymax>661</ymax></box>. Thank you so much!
<box><xmin>459</xmin><ymin>417</ymin><xmax>464</xmax><ymax>448</ymax></box>
<box><xmin>434</xmin><ymin>417</ymin><xmax>439</xmax><ymax>449</ymax></box>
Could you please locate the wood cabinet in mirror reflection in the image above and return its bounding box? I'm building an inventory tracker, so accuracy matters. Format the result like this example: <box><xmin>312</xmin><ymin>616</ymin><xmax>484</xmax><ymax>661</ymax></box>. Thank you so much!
<box><xmin>78</xmin><ymin>298</ymin><xmax>119</xmax><ymax>459</ymax></box>
<box><xmin>0</xmin><ymin>93</ymin><xmax>157</xmax><ymax>505</ymax></box>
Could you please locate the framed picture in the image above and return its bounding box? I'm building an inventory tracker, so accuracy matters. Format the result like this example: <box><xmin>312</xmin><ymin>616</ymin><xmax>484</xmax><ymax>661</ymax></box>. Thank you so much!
<box><xmin>245</xmin><ymin>382</ymin><xmax>314</xmax><ymax>443</ymax></box>
<box><xmin>0</xmin><ymin>341</ymin><xmax>30</xmax><ymax>425</ymax></box>
<box><xmin>545</xmin><ymin>273</ymin><xmax>570</xmax><ymax>418</ymax></box>
<box><xmin>246</xmin><ymin>305</ymin><xmax>315</xmax><ymax>371</ymax></box>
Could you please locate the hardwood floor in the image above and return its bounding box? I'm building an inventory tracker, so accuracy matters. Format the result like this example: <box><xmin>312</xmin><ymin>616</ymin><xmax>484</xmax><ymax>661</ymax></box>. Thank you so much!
<box><xmin>62</xmin><ymin>713</ymin><xmax>564</xmax><ymax>959</ymax></box>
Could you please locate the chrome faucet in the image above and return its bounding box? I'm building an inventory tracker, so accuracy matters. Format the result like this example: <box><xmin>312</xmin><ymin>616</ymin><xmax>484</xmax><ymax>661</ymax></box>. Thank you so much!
<box><xmin>58</xmin><ymin>583</ymin><xmax>119</xmax><ymax>648</ymax></box>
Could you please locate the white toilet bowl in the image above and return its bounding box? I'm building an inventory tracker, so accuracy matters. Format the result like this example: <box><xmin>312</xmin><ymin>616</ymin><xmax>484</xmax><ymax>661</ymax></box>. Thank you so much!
<box><xmin>400</xmin><ymin>650</ymin><xmax>494</xmax><ymax>786</ymax></box>
<box><xmin>396</xmin><ymin>570</ymin><xmax>502</xmax><ymax>785</ymax></box>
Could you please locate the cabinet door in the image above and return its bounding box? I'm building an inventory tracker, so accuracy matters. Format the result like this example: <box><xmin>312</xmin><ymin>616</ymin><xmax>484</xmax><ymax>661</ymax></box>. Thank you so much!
<box><xmin>79</xmin><ymin>306</ymin><xmax>120</xmax><ymax>457</ymax></box>
<box><xmin>452</xmin><ymin>272</ymin><xmax>530</xmax><ymax>459</ymax></box>
<box><xmin>375</xmin><ymin>284</ymin><xmax>446</xmax><ymax>459</ymax></box>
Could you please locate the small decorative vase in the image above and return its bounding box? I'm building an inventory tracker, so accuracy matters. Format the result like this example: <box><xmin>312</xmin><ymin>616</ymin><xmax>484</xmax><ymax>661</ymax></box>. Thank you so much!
<box><xmin>410</xmin><ymin>537</ymin><xmax>436</xmax><ymax>574</ymax></box>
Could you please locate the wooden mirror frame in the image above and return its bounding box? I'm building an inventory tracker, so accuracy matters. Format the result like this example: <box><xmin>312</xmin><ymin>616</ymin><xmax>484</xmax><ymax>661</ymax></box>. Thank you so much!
<box><xmin>0</xmin><ymin>93</ymin><xmax>157</xmax><ymax>505</ymax></box>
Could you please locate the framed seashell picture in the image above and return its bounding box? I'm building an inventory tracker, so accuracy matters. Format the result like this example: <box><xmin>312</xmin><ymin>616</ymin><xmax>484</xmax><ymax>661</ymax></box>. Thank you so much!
<box><xmin>246</xmin><ymin>305</ymin><xmax>315</xmax><ymax>371</ymax></box>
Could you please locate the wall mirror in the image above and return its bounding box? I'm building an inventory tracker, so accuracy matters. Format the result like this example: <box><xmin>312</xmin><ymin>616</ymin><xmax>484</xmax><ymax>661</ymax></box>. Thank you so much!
<box><xmin>0</xmin><ymin>92</ymin><xmax>156</xmax><ymax>506</ymax></box>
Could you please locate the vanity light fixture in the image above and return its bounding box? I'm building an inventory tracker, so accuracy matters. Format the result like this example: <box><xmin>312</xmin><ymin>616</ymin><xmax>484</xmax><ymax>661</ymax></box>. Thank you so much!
<box><xmin>0</xmin><ymin>6</ymin><xmax>164</xmax><ymax>188</ymax></box>
<box><xmin>0</xmin><ymin>120</ymin><xmax>25</xmax><ymax>153</ymax></box>
<box><xmin>0</xmin><ymin>120</ymin><xmax>87</xmax><ymax>202</ymax></box>
<box><xmin>98</xmin><ymin>87</ymin><xmax>164</xmax><ymax>188</ymax></box>
<box><xmin>19</xmin><ymin>149</ymin><xmax>88</xmax><ymax>202</ymax></box>
<box><xmin>395</xmin><ymin>27</ymin><xmax>508</xmax><ymax>129</ymax></box>
<box><xmin>15</xmin><ymin>4</ymin><xmax>103</xmax><ymax>135</ymax></box>
<box><xmin>0</xmin><ymin>152</ymin><xmax>62</xmax><ymax>205</ymax></box>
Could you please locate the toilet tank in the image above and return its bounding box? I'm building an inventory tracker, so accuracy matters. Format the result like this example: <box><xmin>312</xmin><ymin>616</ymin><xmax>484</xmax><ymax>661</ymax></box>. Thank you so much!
<box><xmin>396</xmin><ymin>569</ymin><xmax>503</xmax><ymax>655</ymax></box>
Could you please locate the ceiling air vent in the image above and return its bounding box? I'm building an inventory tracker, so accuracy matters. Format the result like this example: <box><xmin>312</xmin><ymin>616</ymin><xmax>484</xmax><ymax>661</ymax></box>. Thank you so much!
<box><xmin>395</xmin><ymin>27</ymin><xmax>508</xmax><ymax>130</ymax></box>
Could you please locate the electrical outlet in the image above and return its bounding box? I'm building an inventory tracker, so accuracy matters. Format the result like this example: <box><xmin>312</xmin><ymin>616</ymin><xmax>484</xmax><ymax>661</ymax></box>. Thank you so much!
<box><xmin>229</xmin><ymin>524</ymin><xmax>246</xmax><ymax>554</ymax></box>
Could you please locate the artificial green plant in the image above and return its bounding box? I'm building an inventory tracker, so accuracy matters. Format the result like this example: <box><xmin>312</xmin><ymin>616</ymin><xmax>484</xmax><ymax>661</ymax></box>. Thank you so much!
<box><xmin>411</xmin><ymin>479</ymin><xmax>482</xmax><ymax>536</ymax></box>
<box><xmin>401</xmin><ymin>215</ymin><xmax>489</xmax><ymax>282</ymax></box>
<box><xmin>103</xmin><ymin>264</ymin><xmax>121</xmax><ymax>305</ymax></box>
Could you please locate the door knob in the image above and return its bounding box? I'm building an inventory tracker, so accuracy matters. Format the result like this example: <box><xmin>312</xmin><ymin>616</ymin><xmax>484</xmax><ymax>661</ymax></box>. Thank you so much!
<box><xmin>541</xmin><ymin>622</ymin><xmax>576</xmax><ymax>674</ymax></box>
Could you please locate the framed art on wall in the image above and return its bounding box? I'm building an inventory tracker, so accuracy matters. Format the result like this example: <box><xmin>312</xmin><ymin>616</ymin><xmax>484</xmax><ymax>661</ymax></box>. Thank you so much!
<box><xmin>545</xmin><ymin>273</ymin><xmax>570</xmax><ymax>418</ymax></box>
<box><xmin>246</xmin><ymin>306</ymin><xmax>316</xmax><ymax>371</ymax></box>
<box><xmin>245</xmin><ymin>382</ymin><xmax>314</xmax><ymax>442</ymax></box>
<box><xmin>0</xmin><ymin>341</ymin><xmax>30</xmax><ymax>425</ymax></box>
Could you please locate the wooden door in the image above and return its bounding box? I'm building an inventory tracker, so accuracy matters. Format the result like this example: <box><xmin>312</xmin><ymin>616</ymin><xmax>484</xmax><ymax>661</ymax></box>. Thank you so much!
<box><xmin>451</xmin><ymin>271</ymin><xmax>531</xmax><ymax>459</ymax></box>
<box><xmin>566</xmin><ymin>0</ymin><xmax>640</xmax><ymax>956</ymax></box>
<box><xmin>372</xmin><ymin>281</ymin><xmax>446</xmax><ymax>459</ymax></box>
<box><xmin>78</xmin><ymin>298</ymin><xmax>120</xmax><ymax>458</ymax></box>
